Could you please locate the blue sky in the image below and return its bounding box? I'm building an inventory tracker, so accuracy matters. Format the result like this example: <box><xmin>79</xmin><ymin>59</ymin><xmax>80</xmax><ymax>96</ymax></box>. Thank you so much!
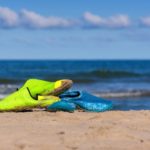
<box><xmin>0</xmin><ymin>0</ymin><xmax>150</xmax><ymax>59</ymax></box>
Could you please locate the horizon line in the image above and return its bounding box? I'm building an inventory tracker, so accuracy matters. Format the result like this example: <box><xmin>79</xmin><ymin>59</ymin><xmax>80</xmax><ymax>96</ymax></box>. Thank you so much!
<box><xmin>0</xmin><ymin>58</ymin><xmax>149</xmax><ymax>61</ymax></box>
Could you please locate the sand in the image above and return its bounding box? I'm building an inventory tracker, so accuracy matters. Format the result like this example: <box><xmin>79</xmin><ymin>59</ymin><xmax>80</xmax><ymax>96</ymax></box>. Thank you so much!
<box><xmin>0</xmin><ymin>110</ymin><xmax>150</xmax><ymax>150</ymax></box>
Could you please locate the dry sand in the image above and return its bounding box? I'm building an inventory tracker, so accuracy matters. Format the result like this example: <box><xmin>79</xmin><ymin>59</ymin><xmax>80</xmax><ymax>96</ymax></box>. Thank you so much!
<box><xmin>0</xmin><ymin>110</ymin><xmax>150</xmax><ymax>150</ymax></box>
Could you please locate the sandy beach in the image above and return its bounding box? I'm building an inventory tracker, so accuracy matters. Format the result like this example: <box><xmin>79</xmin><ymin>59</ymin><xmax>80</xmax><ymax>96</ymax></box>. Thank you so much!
<box><xmin>0</xmin><ymin>110</ymin><xmax>149</xmax><ymax>150</ymax></box>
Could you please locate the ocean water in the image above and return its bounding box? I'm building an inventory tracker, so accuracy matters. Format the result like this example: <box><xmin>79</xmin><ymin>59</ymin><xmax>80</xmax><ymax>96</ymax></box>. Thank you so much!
<box><xmin>0</xmin><ymin>60</ymin><xmax>150</xmax><ymax>110</ymax></box>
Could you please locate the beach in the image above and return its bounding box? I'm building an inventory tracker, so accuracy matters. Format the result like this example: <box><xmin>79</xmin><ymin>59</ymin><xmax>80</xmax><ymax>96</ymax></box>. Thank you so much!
<box><xmin>0</xmin><ymin>110</ymin><xmax>150</xmax><ymax>150</ymax></box>
<box><xmin>0</xmin><ymin>60</ymin><xmax>149</xmax><ymax>149</ymax></box>
<box><xmin>0</xmin><ymin>0</ymin><xmax>149</xmax><ymax>149</ymax></box>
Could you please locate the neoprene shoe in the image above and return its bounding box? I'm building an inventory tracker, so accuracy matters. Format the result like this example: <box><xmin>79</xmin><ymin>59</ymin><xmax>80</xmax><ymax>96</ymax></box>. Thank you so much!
<box><xmin>20</xmin><ymin>79</ymin><xmax>73</xmax><ymax>98</ymax></box>
<box><xmin>0</xmin><ymin>87</ymin><xmax>60</xmax><ymax>112</ymax></box>
<box><xmin>59</xmin><ymin>91</ymin><xmax>113</xmax><ymax>112</ymax></box>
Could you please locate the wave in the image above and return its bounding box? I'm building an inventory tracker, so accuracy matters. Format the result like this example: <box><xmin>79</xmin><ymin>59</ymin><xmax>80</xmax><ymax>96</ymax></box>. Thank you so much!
<box><xmin>0</xmin><ymin>69</ymin><xmax>148</xmax><ymax>84</ymax></box>
<box><xmin>0</xmin><ymin>79</ymin><xmax>22</xmax><ymax>84</ymax></box>
<box><xmin>45</xmin><ymin>70</ymin><xmax>144</xmax><ymax>83</ymax></box>
<box><xmin>0</xmin><ymin>94</ymin><xmax>7</xmax><ymax>99</ymax></box>
<box><xmin>0</xmin><ymin>90</ymin><xmax>149</xmax><ymax>99</ymax></box>
<box><xmin>81</xmin><ymin>70</ymin><xmax>141</xmax><ymax>78</ymax></box>
<box><xmin>94</xmin><ymin>90</ymin><xmax>150</xmax><ymax>98</ymax></box>
<box><xmin>0</xmin><ymin>81</ymin><xmax>149</xmax><ymax>99</ymax></box>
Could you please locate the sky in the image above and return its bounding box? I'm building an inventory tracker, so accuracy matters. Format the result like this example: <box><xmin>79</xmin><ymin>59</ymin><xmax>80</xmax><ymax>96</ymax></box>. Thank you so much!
<box><xmin>0</xmin><ymin>0</ymin><xmax>150</xmax><ymax>59</ymax></box>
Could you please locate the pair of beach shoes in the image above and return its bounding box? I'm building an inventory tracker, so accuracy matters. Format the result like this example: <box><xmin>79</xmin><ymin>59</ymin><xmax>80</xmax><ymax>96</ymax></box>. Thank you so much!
<box><xmin>0</xmin><ymin>79</ymin><xmax>113</xmax><ymax>112</ymax></box>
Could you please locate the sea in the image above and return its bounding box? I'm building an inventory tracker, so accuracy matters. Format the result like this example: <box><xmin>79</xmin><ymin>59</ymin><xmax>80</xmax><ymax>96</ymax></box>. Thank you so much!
<box><xmin>0</xmin><ymin>60</ymin><xmax>150</xmax><ymax>111</ymax></box>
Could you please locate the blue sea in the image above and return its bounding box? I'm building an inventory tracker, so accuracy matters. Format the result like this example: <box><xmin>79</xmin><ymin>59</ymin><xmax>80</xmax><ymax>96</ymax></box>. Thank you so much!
<box><xmin>0</xmin><ymin>60</ymin><xmax>150</xmax><ymax>111</ymax></box>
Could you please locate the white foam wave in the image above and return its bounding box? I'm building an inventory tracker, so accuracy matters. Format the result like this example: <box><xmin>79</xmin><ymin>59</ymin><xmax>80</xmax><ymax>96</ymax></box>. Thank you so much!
<box><xmin>94</xmin><ymin>91</ymin><xmax>150</xmax><ymax>98</ymax></box>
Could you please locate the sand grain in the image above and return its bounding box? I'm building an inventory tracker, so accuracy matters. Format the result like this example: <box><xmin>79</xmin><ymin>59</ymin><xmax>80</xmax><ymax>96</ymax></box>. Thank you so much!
<box><xmin>0</xmin><ymin>110</ymin><xmax>149</xmax><ymax>150</ymax></box>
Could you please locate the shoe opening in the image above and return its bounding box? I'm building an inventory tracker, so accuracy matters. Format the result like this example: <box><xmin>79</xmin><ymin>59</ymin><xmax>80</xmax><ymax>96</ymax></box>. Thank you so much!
<box><xmin>59</xmin><ymin>91</ymin><xmax>80</xmax><ymax>98</ymax></box>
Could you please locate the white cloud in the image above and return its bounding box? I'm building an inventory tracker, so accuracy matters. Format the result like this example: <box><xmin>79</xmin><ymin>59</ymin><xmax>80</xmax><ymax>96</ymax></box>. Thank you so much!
<box><xmin>0</xmin><ymin>7</ymin><xmax>75</xmax><ymax>29</ymax></box>
<box><xmin>20</xmin><ymin>9</ymin><xmax>74</xmax><ymax>29</ymax></box>
<box><xmin>83</xmin><ymin>12</ymin><xmax>131</xmax><ymax>28</ymax></box>
<box><xmin>107</xmin><ymin>15</ymin><xmax>130</xmax><ymax>28</ymax></box>
<box><xmin>0</xmin><ymin>7</ymin><xmax>132</xmax><ymax>30</ymax></box>
<box><xmin>140</xmin><ymin>17</ymin><xmax>150</xmax><ymax>27</ymax></box>
<box><xmin>83</xmin><ymin>12</ymin><xmax>105</xmax><ymax>26</ymax></box>
<box><xmin>0</xmin><ymin>7</ymin><xmax>19</xmax><ymax>28</ymax></box>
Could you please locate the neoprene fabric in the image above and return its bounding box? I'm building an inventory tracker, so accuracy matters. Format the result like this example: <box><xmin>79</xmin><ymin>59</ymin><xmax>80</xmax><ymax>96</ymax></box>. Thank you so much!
<box><xmin>0</xmin><ymin>79</ymin><xmax>113</xmax><ymax>112</ymax></box>
<box><xmin>20</xmin><ymin>79</ymin><xmax>73</xmax><ymax>98</ymax></box>
<box><xmin>47</xmin><ymin>101</ymin><xmax>76</xmax><ymax>112</ymax></box>
<box><xmin>47</xmin><ymin>91</ymin><xmax>113</xmax><ymax>112</ymax></box>
<box><xmin>0</xmin><ymin>87</ymin><xmax>60</xmax><ymax>112</ymax></box>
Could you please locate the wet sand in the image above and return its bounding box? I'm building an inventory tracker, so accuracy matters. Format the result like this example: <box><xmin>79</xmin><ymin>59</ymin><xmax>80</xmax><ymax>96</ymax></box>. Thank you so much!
<box><xmin>0</xmin><ymin>110</ymin><xmax>150</xmax><ymax>150</ymax></box>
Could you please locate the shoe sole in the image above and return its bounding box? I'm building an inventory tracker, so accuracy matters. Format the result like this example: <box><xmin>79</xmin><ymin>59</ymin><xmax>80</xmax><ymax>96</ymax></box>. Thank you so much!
<box><xmin>43</xmin><ymin>79</ymin><xmax>73</xmax><ymax>96</ymax></box>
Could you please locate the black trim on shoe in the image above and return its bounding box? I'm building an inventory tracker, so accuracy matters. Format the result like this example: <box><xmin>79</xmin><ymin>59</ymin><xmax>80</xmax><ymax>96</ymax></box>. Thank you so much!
<box><xmin>26</xmin><ymin>87</ymin><xmax>37</xmax><ymax>100</ymax></box>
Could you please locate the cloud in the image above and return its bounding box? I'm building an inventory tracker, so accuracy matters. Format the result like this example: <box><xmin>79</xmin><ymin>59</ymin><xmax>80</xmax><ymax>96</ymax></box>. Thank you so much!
<box><xmin>20</xmin><ymin>9</ymin><xmax>74</xmax><ymax>29</ymax></box>
<box><xmin>83</xmin><ymin>12</ymin><xmax>131</xmax><ymax>28</ymax></box>
<box><xmin>140</xmin><ymin>17</ymin><xmax>150</xmax><ymax>27</ymax></box>
<box><xmin>0</xmin><ymin>7</ymin><xmax>19</xmax><ymax>28</ymax></box>
<box><xmin>83</xmin><ymin>12</ymin><xmax>105</xmax><ymax>27</ymax></box>
<box><xmin>0</xmin><ymin>7</ymin><xmax>75</xmax><ymax>29</ymax></box>
<box><xmin>0</xmin><ymin>7</ymin><xmax>132</xmax><ymax>30</ymax></box>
